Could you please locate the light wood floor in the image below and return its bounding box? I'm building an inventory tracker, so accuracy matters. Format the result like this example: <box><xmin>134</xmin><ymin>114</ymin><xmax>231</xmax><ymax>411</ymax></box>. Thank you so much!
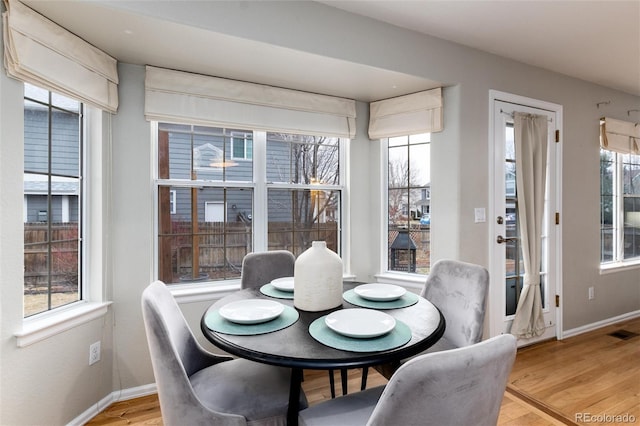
<box><xmin>87</xmin><ymin>317</ymin><xmax>639</xmax><ymax>425</ymax></box>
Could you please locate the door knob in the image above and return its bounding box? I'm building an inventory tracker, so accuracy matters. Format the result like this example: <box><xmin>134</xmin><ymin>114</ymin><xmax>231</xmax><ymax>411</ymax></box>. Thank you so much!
<box><xmin>497</xmin><ymin>235</ymin><xmax>517</xmax><ymax>244</ymax></box>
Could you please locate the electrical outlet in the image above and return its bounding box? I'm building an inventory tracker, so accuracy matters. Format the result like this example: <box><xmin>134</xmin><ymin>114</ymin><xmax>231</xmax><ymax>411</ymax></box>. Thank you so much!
<box><xmin>89</xmin><ymin>341</ymin><xmax>101</xmax><ymax>365</ymax></box>
<box><xmin>588</xmin><ymin>287</ymin><xmax>595</xmax><ymax>300</ymax></box>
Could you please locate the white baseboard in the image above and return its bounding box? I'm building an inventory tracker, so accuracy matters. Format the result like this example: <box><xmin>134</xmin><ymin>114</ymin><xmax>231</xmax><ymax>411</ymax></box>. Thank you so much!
<box><xmin>67</xmin><ymin>383</ymin><xmax>157</xmax><ymax>426</ymax></box>
<box><xmin>562</xmin><ymin>310</ymin><xmax>640</xmax><ymax>339</ymax></box>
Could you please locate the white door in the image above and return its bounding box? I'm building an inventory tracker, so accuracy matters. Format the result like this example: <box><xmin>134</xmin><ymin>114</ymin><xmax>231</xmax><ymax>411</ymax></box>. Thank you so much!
<box><xmin>489</xmin><ymin>92</ymin><xmax>562</xmax><ymax>345</ymax></box>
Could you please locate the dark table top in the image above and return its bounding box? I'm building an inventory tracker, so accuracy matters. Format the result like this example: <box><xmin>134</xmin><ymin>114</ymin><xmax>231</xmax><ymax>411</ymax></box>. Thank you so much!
<box><xmin>200</xmin><ymin>283</ymin><xmax>445</xmax><ymax>370</ymax></box>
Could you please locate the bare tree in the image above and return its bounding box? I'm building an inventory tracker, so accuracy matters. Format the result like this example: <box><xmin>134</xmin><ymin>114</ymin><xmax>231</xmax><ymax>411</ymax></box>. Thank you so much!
<box><xmin>269</xmin><ymin>134</ymin><xmax>340</xmax><ymax>251</ymax></box>
<box><xmin>388</xmin><ymin>157</ymin><xmax>425</xmax><ymax>224</ymax></box>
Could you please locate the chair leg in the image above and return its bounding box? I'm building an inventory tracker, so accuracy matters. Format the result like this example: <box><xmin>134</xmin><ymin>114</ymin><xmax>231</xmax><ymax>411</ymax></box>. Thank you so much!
<box><xmin>328</xmin><ymin>369</ymin><xmax>336</xmax><ymax>399</ymax></box>
<box><xmin>340</xmin><ymin>368</ymin><xmax>348</xmax><ymax>395</ymax></box>
<box><xmin>361</xmin><ymin>367</ymin><xmax>368</xmax><ymax>390</ymax></box>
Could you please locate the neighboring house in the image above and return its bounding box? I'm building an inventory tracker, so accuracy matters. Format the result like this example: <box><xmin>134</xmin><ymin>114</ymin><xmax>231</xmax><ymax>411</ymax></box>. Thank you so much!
<box><xmin>165</xmin><ymin>127</ymin><xmax>338</xmax><ymax>224</ymax></box>
<box><xmin>23</xmin><ymin>102</ymin><xmax>79</xmax><ymax>224</ymax></box>
<box><xmin>23</xmin><ymin>177</ymin><xmax>79</xmax><ymax>223</ymax></box>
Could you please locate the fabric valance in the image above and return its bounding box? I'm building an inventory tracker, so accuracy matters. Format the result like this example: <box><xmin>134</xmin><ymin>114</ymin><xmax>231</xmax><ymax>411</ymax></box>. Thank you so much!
<box><xmin>600</xmin><ymin>117</ymin><xmax>640</xmax><ymax>155</ymax></box>
<box><xmin>368</xmin><ymin>88</ymin><xmax>443</xmax><ymax>139</ymax></box>
<box><xmin>2</xmin><ymin>0</ymin><xmax>119</xmax><ymax>112</ymax></box>
<box><xmin>144</xmin><ymin>66</ymin><xmax>356</xmax><ymax>138</ymax></box>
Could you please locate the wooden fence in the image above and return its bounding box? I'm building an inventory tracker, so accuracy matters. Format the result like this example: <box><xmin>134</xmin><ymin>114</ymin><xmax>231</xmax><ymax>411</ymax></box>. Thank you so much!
<box><xmin>162</xmin><ymin>221</ymin><xmax>339</xmax><ymax>283</ymax></box>
<box><xmin>24</xmin><ymin>223</ymin><xmax>79</xmax><ymax>293</ymax></box>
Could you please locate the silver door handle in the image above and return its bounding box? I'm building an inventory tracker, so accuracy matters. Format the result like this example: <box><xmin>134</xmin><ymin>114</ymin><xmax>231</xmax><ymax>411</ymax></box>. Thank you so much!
<box><xmin>496</xmin><ymin>235</ymin><xmax>518</xmax><ymax>244</ymax></box>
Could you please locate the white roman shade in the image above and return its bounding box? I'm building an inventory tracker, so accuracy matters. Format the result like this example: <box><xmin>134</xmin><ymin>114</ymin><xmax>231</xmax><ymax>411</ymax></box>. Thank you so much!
<box><xmin>2</xmin><ymin>0</ymin><xmax>118</xmax><ymax>112</ymax></box>
<box><xmin>144</xmin><ymin>66</ymin><xmax>356</xmax><ymax>138</ymax></box>
<box><xmin>368</xmin><ymin>88</ymin><xmax>443</xmax><ymax>139</ymax></box>
<box><xmin>600</xmin><ymin>117</ymin><xmax>640</xmax><ymax>155</ymax></box>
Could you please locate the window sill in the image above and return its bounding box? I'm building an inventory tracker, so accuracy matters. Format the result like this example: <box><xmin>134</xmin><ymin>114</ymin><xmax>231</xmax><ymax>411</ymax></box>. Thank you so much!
<box><xmin>600</xmin><ymin>260</ymin><xmax>640</xmax><ymax>274</ymax></box>
<box><xmin>15</xmin><ymin>301</ymin><xmax>112</xmax><ymax>348</ymax></box>
<box><xmin>170</xmin><ymin>281</ymin><xmax>241</xmax><ymax>304</ymax></box>
<box><xmin>374</xmin><ymin>272</ymin><xmax>427</xmax><ymax>292</ymax></box>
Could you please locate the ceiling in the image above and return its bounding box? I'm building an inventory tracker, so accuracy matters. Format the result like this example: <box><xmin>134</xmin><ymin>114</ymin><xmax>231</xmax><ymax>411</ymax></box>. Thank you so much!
<box><xmin>19</xmin><ymin>0</ymin><xmax>640</xmax><ymax>101</ymax></box>
<box><xmin>322</xmin><ymin>0</ymin><xmax>640</xmax><ymax>97</ymax></box>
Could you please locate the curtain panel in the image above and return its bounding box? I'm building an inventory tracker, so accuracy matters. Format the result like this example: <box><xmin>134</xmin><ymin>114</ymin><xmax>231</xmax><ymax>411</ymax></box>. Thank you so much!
<box><xmin>144</xmin><ymin>66</ymin><xmax>356</xmax><ymax>138</ymax></box>
<box><xmin>2</xmin><ymin>0</ymin><xmax>119</xmax><ymax>112</ymax></box>
<box><xmin>600</xmin><ymin>117</ymin><xmax>640</xmax><ymax>155</ymax></box>
<box><xmin>368</xmin><ymin>88</ymin><xmax>443</xmax><ymax>139</ymax></box>
<box><xmin>510</xmin><ymin>112</ymin><xmax>548</xmax><ymax>339</ymax></box>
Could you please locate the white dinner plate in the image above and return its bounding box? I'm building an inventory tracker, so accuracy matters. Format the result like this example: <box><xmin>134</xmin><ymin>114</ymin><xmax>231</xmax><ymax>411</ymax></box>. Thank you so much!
<box><xmin>354</xmin><ymin>283</ymin><xmax>406</xmax><ymax>302</ymax></box>
<box><xmin>219</xmin><ymin>299</ymin><xmax>284</xmax><ymax>324</ymax></box>
<box><xmin>325</xmin><ymin>309</ymin><xmax>396</xmax><ymax>338</ymax></box>
<box><xmin>270</xmin><ymin>277</ymin><xmax>295</xmax><ymax>292</ymax></box>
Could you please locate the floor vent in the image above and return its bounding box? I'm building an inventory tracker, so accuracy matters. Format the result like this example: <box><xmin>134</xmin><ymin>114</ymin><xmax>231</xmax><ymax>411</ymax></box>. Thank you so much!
<box><xmin>608</xmin><ymin>330</ymin><xmax>639</xmax><ymax>340</ymax></box>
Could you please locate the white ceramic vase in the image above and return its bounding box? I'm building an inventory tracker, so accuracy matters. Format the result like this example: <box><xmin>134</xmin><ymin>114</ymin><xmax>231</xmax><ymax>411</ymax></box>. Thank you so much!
<box><xmin>293</xmin><ymin>241</ymin><xmax>343</xmax><ymax>312</ymax></box>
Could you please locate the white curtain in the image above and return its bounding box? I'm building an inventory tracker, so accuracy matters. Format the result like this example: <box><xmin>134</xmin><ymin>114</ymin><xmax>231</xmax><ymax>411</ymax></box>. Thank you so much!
<box><xmin>368</xmin><ymin>88</ymin><xmax>443</xmax><ymax>139</ymax></box>
<box><xmin>2</xmin><ymin>0</ymin><xmax>119</xmax><ymax>112</ymax></box>
<box><xmin>144</xmin><ymin>66</ymin><xmax>356</xmax><ymax>138</ymax></box>
<box><xmin>511</xmin><ymin>112</ymin><xmax>548</xmax><ymax>338</ymax></box>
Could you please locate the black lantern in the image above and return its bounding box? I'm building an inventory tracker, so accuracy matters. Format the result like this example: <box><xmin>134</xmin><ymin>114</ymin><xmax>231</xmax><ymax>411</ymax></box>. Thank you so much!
<box><xmin>390</xmin><ymin>229</ymin><xmax>417</xmax><ymax>272</ymax></box>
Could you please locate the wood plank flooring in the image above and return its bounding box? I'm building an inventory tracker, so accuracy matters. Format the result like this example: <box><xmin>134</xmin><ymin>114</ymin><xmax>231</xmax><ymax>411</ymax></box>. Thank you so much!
<box><xmin>86</xmin><ymin>318</ymin><xmax>640</xmax><ymax>425</ymax></box>
<box><xmin>506</xmin><ymin>316</ymin><xmax>640</xmax><ymax>425</ymax></box>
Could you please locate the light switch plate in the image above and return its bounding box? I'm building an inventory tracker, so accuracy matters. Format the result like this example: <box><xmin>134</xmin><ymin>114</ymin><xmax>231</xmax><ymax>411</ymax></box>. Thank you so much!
<box><xmin>474</xmin><ymin>208</ymin><xmax>486</xmax><ymax>223</ymax></box>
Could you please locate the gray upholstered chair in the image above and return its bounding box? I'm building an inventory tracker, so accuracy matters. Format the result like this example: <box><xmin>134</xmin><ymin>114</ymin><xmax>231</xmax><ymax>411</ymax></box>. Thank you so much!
<box><xmin>370</xmin><ymin>259</ymin><xmax>490</xmax><ymax>380</ymax></box>
<box><xmin>240</xmin><ymin>250</ymin><xmax>295</xmax><ymax>289</ymax></box>
<box><xmin>240</xmin><ymin>250</ymin><xmax>352</xmax><ymax>398</ymax></box>
<box><xmin>299</xmin><ymin>334</ymin><xmax>517</xmax><ymax>426</ymax></box>
<box><xmin>141</xmin><ymin>280</ymin><xmax>307</xmax><ymax>426</ymax></box>
<box><xmin>420</xmin><ymin>258</ymin><xmax>490</xmax><ymax>352</ymax></box>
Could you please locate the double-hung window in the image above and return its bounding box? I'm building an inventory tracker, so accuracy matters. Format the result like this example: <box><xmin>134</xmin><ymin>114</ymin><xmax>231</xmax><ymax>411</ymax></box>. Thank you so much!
<box><xmin>155</xmin><ymin>124</ymin><xmax>343</xmax><ymax>285</ymax></box>
<box><xmin>23</xmin><ymin>83</ymin><xmax>83</xmax><ymax>317</ymax></box>
<box><xmin>386</xmin><ymin>133</ymin><xmax>431</xmax><ymax>274</ymax></box>
<box><xmin>600</xmin><ymin>149</ymin><xmax>640</xmax><ymax>265</ymax></box>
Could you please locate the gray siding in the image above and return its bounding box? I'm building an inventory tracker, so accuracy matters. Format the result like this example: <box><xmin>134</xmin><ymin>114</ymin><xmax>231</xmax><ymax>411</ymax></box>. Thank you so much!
<box><xmin>24</xmin><ymin>105</ymin><xmax>80</xmax><ymax>223</ymax></box>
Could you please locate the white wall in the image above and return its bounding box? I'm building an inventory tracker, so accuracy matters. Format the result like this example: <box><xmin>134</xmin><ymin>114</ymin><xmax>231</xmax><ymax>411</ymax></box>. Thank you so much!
<box><xmin>0</xmin><ymin>38</ymin><xmax>115</xmax><ymax>425</ymax></box>
<box><xmin>1</xmin><ymin>2</ymin><xmax>638</xmax><ymax>425</ymax></box>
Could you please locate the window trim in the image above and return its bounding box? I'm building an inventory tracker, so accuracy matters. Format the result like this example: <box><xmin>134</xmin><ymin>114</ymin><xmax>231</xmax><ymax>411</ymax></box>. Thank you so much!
<box><xmin>600</xmin><ymin>149</ymin><xmax>640</xmax><ymax>270</ymax></box>
<box><xmin>15</xmin><ymin>301</ymin><xmax>111</xmax><ymax>347</ymax></box>
<box><xmin>16</xmin><ymin>99</ymin><xmax>109</xmax><ymax>346</ymax></box>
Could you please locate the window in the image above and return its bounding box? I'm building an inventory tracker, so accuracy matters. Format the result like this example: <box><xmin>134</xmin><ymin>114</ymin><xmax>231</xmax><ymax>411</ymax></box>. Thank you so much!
<box><xmin>601</xmin><ymin>149</ymin><xmax>640</xmax><ymax>264</ymax></box>
<box><xmin>23</xmin><ymin>83</ymin><xmax>83</xmax><ymax>317</ymax></box>
<box><xmin>266</xmin><ymin>132</ymin><xmax>341</xmax><ymax>254</ymax></box>
<box><xmin>155</xmin><ymin>124</ymin><xmax>343</xmax><ymax>284</ymax></box>
<box><xmin>386</xmin><ymin>134</ymin><xmax>431</xmax><ymax>274</ymax></box>
<box><xmin>231</xmin><ymin>131</ymin><xmax>253</xmax><ymax>160</ymax></box>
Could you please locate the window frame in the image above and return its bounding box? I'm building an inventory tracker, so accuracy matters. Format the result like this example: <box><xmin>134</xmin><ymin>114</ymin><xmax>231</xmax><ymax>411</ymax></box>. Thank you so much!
<box><xmin>600</xmin><ymin>148</ymin><xmax>640</xmax><ymax>270</ymax></box>
<box><xmin>152</xmin><ymin>123</ymin><xmax>348</xmax><ymax>287</ymax></box>
<box><xmin>380</xmin><ymin>134</ymin><xmax>432</xmax><ymax>279</ymax></box>
<box><xmin>17</xmin><ymin>89</ymin><xmax>110</xmax><ymax>347</ymax></box>
<box><xmin>23</xmin><ymin>84</ymin><xmax>84</xmax><ymax>318</ymax></box>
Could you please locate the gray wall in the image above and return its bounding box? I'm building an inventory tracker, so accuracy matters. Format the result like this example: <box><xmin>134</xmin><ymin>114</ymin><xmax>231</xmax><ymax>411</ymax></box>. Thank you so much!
<box><xmin>0</xmin><ymin>2</ymin><xmax>638</xmax><ymax>425</ymax></box>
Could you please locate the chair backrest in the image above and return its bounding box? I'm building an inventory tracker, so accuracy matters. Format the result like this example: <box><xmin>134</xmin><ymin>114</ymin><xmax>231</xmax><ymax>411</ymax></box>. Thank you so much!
<box><xmin>240</xmin><ymin>250</ymin><xmax>295</xmax><ymax>289</ymax></box>
<box><xmin>141</xmin><ymin>281</ymin><xmax>244</xmax><ymax>425</ymax></box>
<box><xmin>368</xmin><ymin>334</ymin><xmax>517</xmax><ymax>426</ymax></box>
<box><xmin>421</xmin><ymin>259</ymin><xmax>489</xmax><ymax>348</ymax></box>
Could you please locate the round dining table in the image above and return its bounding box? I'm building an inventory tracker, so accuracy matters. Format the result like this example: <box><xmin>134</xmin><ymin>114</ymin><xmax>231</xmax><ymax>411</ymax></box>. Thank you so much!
<box><xmin>200</xmin><ymin>282</ymin><xmax>445</xmax><ymax>426</ymax></box>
